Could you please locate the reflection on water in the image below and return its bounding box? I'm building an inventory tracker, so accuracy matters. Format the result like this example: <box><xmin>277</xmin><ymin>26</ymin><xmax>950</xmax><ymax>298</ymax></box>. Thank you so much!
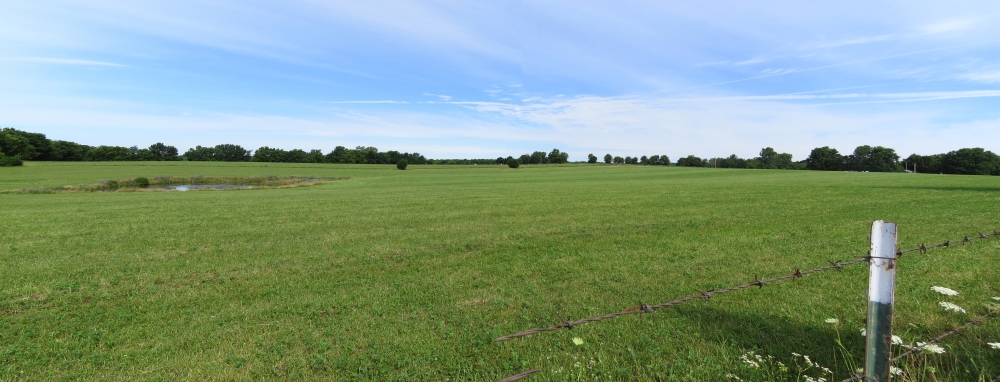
<box><xmin>162</xmin><ymin>184</ymin><xmax>252</xmax><ymax>191</ymax></box>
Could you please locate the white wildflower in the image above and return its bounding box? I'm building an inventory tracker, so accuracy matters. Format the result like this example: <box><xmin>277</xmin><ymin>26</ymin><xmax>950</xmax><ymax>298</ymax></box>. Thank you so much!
<box><xmin>890</xmin><ymin>366</ymin><xmax>903</xmax><ymax>376</ymax></box>
<box><xmin>987</xmin><ymin>342</ymin><xmax>1000</xmax><ymax>349</ymax></box>
<box><xmin>930</xmin><ymin>286</ymin><xmax>959</xmax><ymax>296</ymax></box>
<box><xmin>740</xmin><ymin>352</ymin><xmax>760</xmax><ymax>368</ymax></box>
<box><xmin>892</xmin><ymin>335</ymin><xmax>904</xmax><ymax>345</ymax></box>
<box><xmin>919</xmin><ymin>343</ymin><xmax>946</xmax><ymax>354</ymax></box>
<box><xmin>860</xmin><ymin>329</ymin><xmax>866</xmax><ymax>337</ymax></box>
<box><xmin>725</xmin><ymin>373</ymin><xmax>744</xmax><ymax>381</ymax></box>
<box><xmin>572</xmin><ymin>337</ymin><xmax>584</xmax><ymax>346</ymax></box>
<box><xmin>803</xmin><ymin>355</ymin><xmax>814</xmax><ymax>367</ymax></box>
<box><xmin>939</xmin><ymin>301</ymin><xmax>966</xmax><ymax>313</ymax></box>
<box><xmin>824</xmin><ymin>318</ymin><xmax>839</xmax><ymax>324</ymax></box>
<box><xmin>993</xmin><ymin>297</ymin><xmax>1000</xmax><ymax>301</ymax></box>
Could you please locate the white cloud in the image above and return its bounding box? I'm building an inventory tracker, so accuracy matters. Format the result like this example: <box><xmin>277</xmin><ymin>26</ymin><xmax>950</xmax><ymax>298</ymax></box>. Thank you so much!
<box><xmin>423</xmin><ymin>93</ymin><xmax>452</xmax><ymax>101</ymax></box>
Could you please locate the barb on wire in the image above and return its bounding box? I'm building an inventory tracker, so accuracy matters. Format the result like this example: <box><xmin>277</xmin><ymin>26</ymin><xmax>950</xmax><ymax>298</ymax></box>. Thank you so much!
<box><xmin>495</xmin><ymin>230</ymin><xmax>999</xmax><ymax>343</ymax></box>
<box><xmin>839</xmin><ymin>307</ymin><xmax>1000</xmax><ymax>382</ymax></box>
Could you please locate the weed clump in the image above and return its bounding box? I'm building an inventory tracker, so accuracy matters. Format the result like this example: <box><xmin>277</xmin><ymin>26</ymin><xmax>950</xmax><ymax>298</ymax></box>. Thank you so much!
<box><xmin>134</xmin><ymin>177</ymin><xmax>150</xmax><ymax>188</ymax></box>
<box><xmin>397</xmin><ymin>159</ymin><xmax>408</xmax><ymax>170</ymax></box>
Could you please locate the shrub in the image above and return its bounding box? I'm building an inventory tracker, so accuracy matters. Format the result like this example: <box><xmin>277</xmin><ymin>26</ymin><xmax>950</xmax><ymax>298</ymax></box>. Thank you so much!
<box><xmin>397</xmin><ymin>159</ymin><xmax>408</xmax><ymax>170</ymax></box>
<box><xmin>106</xmin><ymin>180</ymin><xmax>120</xmax><ymax>190</ymax></box>
<box><xmin>507</xmin><ymin>159</ymin><xmax>520</xmax><ymax>168</ymax></box>
<box><xmin>0</xmin><ymin>153</ymin><xmax>24</xmax><ymax>167</ymax></box>
<box><xmin>134</xmin><ymin>177</ymin><xmax>150</xmax><ymax>188</ymax></box>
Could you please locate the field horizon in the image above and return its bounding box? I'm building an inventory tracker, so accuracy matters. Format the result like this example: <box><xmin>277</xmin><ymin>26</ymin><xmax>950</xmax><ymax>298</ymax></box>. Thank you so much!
<box><xmin>2</xmin><ymin>162</ymin><xmax>998</xmax><ymax>381</ymax></box>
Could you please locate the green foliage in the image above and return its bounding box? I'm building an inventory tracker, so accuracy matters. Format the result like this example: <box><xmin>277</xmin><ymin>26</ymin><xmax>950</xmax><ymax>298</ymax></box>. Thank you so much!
<box><xmin>613</xmin><ymin>156</ymin><xmax>624</xmax><ymax>164</ymax></box>
<box><xmin>134</xmin><ymin>177</ymin><xmax>150</xmax><ymax>188</ymax></box>
<box><xmin>396</xmin><ymin>159</ymin><xmax>408</xmax><ymax>170</ymax></box>
<box><xmin>507</xmin><ymin>159</ymin><xmax>519</xmax><ymax>168</ymax></box>
<box><xmin>587</xmin><ymin>153</ymin><xmax>597</xmax><ymax>164</ymax></box>
<box><xmin>85</xmin><ymin>146</ymin><xmax>134</xmax><ymax>161</ymax></box>
<box><xmin>903</xmin><ymin>154</ymin><xmax>941</xmax><ymax>174</ymax></box>
<box><xmin>756</xmin><ymin>147</ymin><xmax>794</xmax><ymax>169</ymax></box>
<box><xmin>714</xmin><ymin>154</ymin><xmax>748</xmax><ymax>168</ymax></box>
<box><xmin>50</xmin><ymin>140</ymin><xmax>92</xmax><ymax>161</ymax></box>
<box><xmin>184</xmin><ymin>144</ymin><xmax>251</xmax><ymax>162</ymax></box>
<box><xmin>547</xmin><ymin>148</ymin><xmax>569</xmax><ymax>164</ymax></box>
<box><xmin>603</xmin><ymin>153</ymin><xmax>612</xmax><ymax>164</ymax></box>
<box><xmin>847</xmin><ymin>145</ymin><xmax>901</xmax><ymax>172</ymax></box>
<box><xmin>530</xmin><ymin>151</ymin><xmax>547</xmax><ymax>164</ymax></box>
<box><xmin>677</xmin><ymin>155</ymin><xmax>707</xmax><ymax>167</ymax></box>
<box><xmin>0</xmin><ymin>152</ymin><xmax>24</xmax><ymax>167</ymax></box>
<box><xmin>806</xmin><ymin>146</ymin><xmax>844</xmax><ymax>171</ymax></box>
<box><xmin>147</xmin><ymin>143</ymin><xmax>180</xmax><ymax>161</ymax></box>
<box><xmin>940</xmin><ymin>148</ymin><xmax>1000</xmax><ymax>175</ymax></box>
<box><xmin>0</xmin><ymin>129</ymin><xmax>39</xmax><ymax>160</ymax></box>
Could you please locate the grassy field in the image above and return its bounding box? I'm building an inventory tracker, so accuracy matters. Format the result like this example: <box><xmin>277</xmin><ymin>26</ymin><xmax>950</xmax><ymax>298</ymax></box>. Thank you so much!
<box><xmin>1</xmin><ymin>161</ymin><xmax>999</xmax><ymax>381</ymax></box>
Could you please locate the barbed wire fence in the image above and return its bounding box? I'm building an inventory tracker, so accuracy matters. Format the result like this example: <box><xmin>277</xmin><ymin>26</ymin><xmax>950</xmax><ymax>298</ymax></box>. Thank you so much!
<box><xmin>839</xmin><ymin>308</ymin><xmax>1000</xmax><ymax>382</ymax></box>
<box><xmin>496</xmin><ymin>230</ymin><xmax>1000</xmax><ymax>381</ymax></box>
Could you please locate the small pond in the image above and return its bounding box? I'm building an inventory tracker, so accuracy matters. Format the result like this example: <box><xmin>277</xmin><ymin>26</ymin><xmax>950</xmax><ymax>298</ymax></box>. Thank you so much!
<box><xmin>160</xmin><ymin>184</ymin><xmax>252</xmax><ymax>191</ymax></box>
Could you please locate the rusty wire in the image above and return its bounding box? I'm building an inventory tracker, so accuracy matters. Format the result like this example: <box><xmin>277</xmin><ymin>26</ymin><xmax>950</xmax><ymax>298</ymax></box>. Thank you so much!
<box><xmin>837</xmin><ymin>307</ymin><xmax>1000</xmax><ymax>382</ymax></box>
<box><xmin>889</xmin><ymin>308</ymin><xmax>1000</xmax><ymax>363</ymax></box>
<box><xmin>497</xmin><ymin>369</ymin><xmax>541</xmax><ymax>382</ymax></box>
<box><xmin>494</xmin><ymin>231</ymin><xmax>1000</xmax><ymax>343</ymax></box>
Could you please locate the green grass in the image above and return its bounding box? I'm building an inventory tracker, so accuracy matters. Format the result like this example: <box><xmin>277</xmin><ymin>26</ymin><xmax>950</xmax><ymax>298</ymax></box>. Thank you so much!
<box><xmin>1</xmin><ymin>161</ymin><xmax>998</xmax><ymax>381</ymax></box>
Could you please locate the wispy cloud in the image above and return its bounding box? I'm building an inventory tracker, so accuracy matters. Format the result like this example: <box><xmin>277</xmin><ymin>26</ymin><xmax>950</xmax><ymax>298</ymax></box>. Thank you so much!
<box><xmin>810</xmin><ymin>34</ymin><xmax>896</xmax><ymax>49</ymax></box>
<box><xmin>327</xmin><ymin>100</ymin><xmax>408</xmax><ymax>104</ymax></box>
<box><xmin>423</xmin><ymin>93</ymin><xmax>452</xmax><ymax>101</ymax></box>
<box><xmin>11</xmin><ymin>56</ymin><xmax>125</xmax><ymax>67</ymax></box>
<box><xmin>957</xmin><ymin>70</ymin><xmax>1000</xmax><ymax>84</ymax></box>
<box><xmin>923</xmin><ymin>19</ymin><xmax>978</xmax><ymax>35</ymax></box>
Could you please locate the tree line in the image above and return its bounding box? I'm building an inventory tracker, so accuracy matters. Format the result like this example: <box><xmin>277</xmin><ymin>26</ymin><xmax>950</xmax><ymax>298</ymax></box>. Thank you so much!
<box><xmin>2</xmin><ymin>127</ymin><xmax>998</xmax><ymax>175</ymax></box>
<box><xmin>0</xmin><ymin>128</ymin><xmax>427</xmax><ymax>166</ymax></box>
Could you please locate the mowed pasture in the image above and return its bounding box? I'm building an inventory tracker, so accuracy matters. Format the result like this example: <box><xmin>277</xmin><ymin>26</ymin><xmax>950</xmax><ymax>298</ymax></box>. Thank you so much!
<box><xmin>1</xmin><ymin>162</ymin><xmax>999</xmax><ymax>381</ymax></box>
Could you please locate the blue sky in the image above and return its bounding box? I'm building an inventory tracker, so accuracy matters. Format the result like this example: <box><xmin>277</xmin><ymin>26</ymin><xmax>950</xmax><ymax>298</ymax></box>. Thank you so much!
<box><xmin>3</xmin><ymin>1</ymin><xmax>1000</xmax><ymax>160</ymax></box>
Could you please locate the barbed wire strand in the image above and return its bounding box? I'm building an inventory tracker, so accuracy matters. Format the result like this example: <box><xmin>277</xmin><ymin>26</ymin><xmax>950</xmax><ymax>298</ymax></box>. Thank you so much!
<box><xmin>497</xmin><ymin>369</ymin><xmax>541</xmax><ymax>382</ymax></box>
<box><xmin>838</xmin><ymin>307</ymin><xmax>1000</xmax><ymax>382</ymax></box>
<box><xmin>495</xmin><ymin>231</ymin><xmax>1000</xmax><ymax>343</ymax></box>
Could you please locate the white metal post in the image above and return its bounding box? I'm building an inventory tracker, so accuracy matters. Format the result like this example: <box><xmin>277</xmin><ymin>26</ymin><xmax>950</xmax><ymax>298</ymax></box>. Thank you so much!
<box><xmin>865</xmin><ymin>221</ymin><xmax>898</xmax><ymax>381</ymax></box>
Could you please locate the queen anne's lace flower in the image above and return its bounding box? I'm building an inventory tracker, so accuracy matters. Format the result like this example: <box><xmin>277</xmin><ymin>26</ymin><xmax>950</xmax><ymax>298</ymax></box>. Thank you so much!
<box><xmin>939</xmin><ymin>301</ymin><xmax>966</xmax><ymax>313</ymax></box>
<box><xmin>890</xmin><ymin>366</ymin><xmax>903</xmax><ymax>376</ymax></box>
<box><xmin>988</xmin><ymin>342</ymin><xmax>1000</xmax><ymax>350</ymax></box>
<box><xmin>931</xmin><ymin>286</ymin><xmax>959</xmax><ymax>296</ymax></box>
<box><xmin>891</xmin><ymin>335</ymin><xmax>904</xmax><ymax>345</ymax></box>
<box><xmin>917</xmin><ymin>342</ymin><xmax>946</xmax><ymax>354</ymax></box>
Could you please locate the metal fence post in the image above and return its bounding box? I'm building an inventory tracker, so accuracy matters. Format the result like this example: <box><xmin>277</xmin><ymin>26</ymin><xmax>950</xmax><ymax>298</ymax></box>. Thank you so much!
<box><xmin>865</xmin><ymin>221</ymin><xmax>898</xmax><ymax>381</ymax></box>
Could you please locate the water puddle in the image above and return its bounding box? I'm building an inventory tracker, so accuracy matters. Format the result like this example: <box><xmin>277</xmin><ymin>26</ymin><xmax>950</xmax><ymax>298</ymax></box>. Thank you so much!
<box><xmin>161</xmin><ymin>184</ymin><xmax>252</xmax><ymax>191</ymax></box>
